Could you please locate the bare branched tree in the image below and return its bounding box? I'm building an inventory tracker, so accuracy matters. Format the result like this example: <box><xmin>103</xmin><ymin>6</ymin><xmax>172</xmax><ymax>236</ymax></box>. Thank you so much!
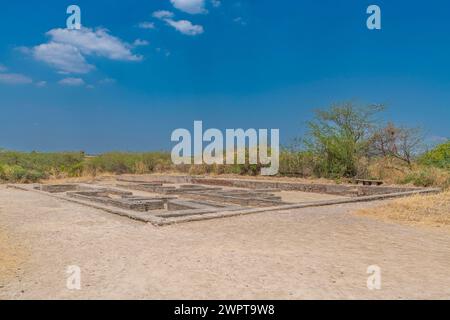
<box><xmin>370</xmin><ymin>123</ymin><xmax>424</xmax><ymax>166</ymax></box>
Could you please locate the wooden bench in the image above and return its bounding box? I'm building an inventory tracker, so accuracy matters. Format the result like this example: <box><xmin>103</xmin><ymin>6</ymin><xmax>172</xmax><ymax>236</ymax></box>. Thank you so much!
<box><xmin>355</xmin><ymin>179</ymin><xmax>383</xmax><ymax>186</ymax></box>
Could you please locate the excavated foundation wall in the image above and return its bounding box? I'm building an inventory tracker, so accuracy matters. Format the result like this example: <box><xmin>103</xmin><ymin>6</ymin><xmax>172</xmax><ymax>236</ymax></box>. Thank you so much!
<box><xmin>117</xmin><ymin>175</ymin><xmax>421</xmax><ymax>197</ymax></box>
<box><xmin>193</xmin><ymin>178</ymin><xmax>420</xmax><ymax>196</ymax></box>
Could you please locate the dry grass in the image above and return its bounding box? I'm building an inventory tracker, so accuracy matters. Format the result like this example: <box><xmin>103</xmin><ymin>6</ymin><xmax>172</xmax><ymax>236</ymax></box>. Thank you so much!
<box><xmin>41</xmin><ymin>172</ymin><xmax>116</xmax><ymax>184</ymax></box>
<box><xmin>367</xmin><ymin>157</ymin><xmax>450</xmax><ymax>188</ymax></box>
<box><xmin>0</xmin><ymin>229</ymin><xmax>25</xmax><ymax>283</ymax></box>
<box><xmin>367</xmin><ymin>157</ymin><xmax>410</xmax><ymax>183</ymax></box>
<box><xmin>357</xmin><ymin>191</ymin><xmax>450</xmax><ymax>230</ymax></box>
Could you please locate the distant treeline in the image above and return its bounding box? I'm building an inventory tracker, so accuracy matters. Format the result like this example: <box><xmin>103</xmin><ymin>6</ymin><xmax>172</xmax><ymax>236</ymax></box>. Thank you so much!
<box><xmin>1</xmin><ymin>103</ymin><xmax>449</xmax><ymax>188</ymax></box>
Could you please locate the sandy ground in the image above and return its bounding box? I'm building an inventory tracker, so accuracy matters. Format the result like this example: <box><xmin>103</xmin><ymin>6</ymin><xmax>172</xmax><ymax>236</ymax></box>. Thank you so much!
<box><xmin>1</xmin><ymin>185</ymin><xmax>450</xmax><ymax>299</ymax></box>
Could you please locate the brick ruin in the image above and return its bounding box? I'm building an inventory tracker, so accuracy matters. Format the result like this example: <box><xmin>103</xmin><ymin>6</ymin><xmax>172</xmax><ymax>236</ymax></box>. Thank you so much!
<box><xmin>11</xmin><ymin>175</ymin><xmax>440</xmax><ymax>226</ymax></box>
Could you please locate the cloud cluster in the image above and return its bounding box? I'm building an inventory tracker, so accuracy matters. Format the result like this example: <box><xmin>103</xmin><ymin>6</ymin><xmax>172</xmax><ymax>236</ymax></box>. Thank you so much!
<box><xmin>170</xmin><ymin>0</ymin><xmax>207</xmax><ymax>14</ymax></box>
<box><xmin>49</xmin><ymin>28</ymin><xmax>141</xmax><ymax>61</ymax></box>
<box><xmin>9</xmin><ymin>0</ymin><xmax>225</xmax><ymax>86</ymax></box>
<box><xmin>34</xmin><ymin>42</ymin><xmax>94</xmax><ymax>74</ymax></box>
<box><xmin>153</xmin><ymin>10</ymin><xmax>204</xmax><ymax>36</ymax></box>
<box><xmin>148</xmin><ymin>0</ymin><xmax>223</xmax><ymax>37</ymax></box>
<box><xmin>153</xmin><ymin>10</ymin><xmax>175</xmax><ymax>19</ymax></box>
<box><xmin>165</xmin><ymin>19</ymin><xmax>204</xmax><ymax>36</ymax></box>
<box><xmin>32</xmin><ymin>27</ymin><xmax>142</xmax><ymax>74</ymax></box>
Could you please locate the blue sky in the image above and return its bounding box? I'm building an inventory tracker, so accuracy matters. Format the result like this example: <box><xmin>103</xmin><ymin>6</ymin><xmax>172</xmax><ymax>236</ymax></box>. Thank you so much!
<box><xmin>0</xmin><ymin>0</ymin><xmax>449</xmax><ymax>152</ymax></box>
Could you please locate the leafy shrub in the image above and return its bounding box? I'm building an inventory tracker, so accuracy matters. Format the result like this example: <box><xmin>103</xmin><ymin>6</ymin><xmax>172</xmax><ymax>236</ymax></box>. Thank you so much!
<box><xmin>0</xmin><ymin>165</ymin><xmax>46</xmax><ymax>183</ymax></box>
<box><xmin>0</xmin><ymin>164</ymin><xmax>6</xmax><ymax>180</ymax></box>
<box><xmin>401</xmin><ymin>170</ymin><xmax>437</xmax><ymax>187</ymax></box>
<box><xmin>24</xmin><ymin>169</ymin><xmax>47</xmax><ymax>182</ymax></box>
<box><xmin>279</xmin><ymin>150</ymin><xmax>314</xmax><ymax>176</ymax></box>
<box><xmin>0</xmin><ymin>150</ymin><xmax>84</xmax><ymax>179</ymax></box>
<box><xmin>84</xmin><ymin>152</ymin><xmax>172</xmax><ymax>176</ymax></box>
<box><xmin>6</xmin><ymin>165</ymin><xmax>28</xmax><ymax>181</ymax></box>
<box><xmin>0</xmin><ymin>151</ymin><xmax>83</xmax><ymax>182</ymax></box>
<box><xmin>400</xmin><ymin>167</ymin><xmax>450</xmax><ymax>188</ymax></box>
<box><xmin>419</xmin><ymin>141</ymin><xmax>450</xmax><ymax>169</ymax></box>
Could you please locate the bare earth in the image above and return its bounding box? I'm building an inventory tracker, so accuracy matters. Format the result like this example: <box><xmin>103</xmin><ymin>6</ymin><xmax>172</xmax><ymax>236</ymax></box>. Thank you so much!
<box><xmin>1</xmin><ymin>185</ymin><xmax>450</xmax><ymax>300</ymax></box>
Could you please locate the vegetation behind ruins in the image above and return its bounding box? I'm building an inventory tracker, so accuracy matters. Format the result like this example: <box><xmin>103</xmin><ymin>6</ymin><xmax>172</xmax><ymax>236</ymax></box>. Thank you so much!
<box><xmin>1</xmin><ymin>103</ymin><xmax>449</xmax><ymax>188</ymax></box>
<box><xmin>0</xmin><ymin>151</ymin><xmax>84</xmax><ymax>183</ymax></box>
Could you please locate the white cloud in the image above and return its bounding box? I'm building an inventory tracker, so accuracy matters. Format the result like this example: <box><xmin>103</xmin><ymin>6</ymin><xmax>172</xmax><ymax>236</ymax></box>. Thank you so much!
<box><xmin>170</xmin><ymin>0</ymin><xmax>207</xmax><ymax>14</ymax></box>
<box><xmin>33</xmin><ymin>42</ymin><xmax>94</xmax><ymax>74</ymax></box>
<box><xmin>133</xmin><ymin>39</ymin><xmax>150</xmax><ymax>46</ymax></box>
<box><xmin>211</xmin><ymin>0</ymin><xmax>221</xmax><ymax>8</ymax></box>
<box><xmin>153</xmin><ymin>10</ymin><xmax>175</xmax><ymax>19</ymax></box>
<box><xmin>58</xmin><ymin>77</ymin><xmax>85</xmax><ymax>86</ymax></box>
<box><xmin>47</xmin><ymin>27</ymin><xmax>142</xmax><ymax>61</ymax></box>
<box><xmin>153</xmin><ymin>10</ymin><xmax>204</xmax><ymax>36</ymax></box>
<box><xmin>0</xmin><ymin>73</ymin><xmax>33</xmax><ymax>85</ymax></box>
<box><xmin>29</xmin><ymin>27</ymin><xmax>142</xmax><ymax>74</ymax></box>
<box><xmin>165</xmin><ymin>19</ymin><xmax>204</xmax><ymax>36</ymax></box>
<box><xmin>138</xmin><ymin>22</ymin><xmax>155</xmax><ymax>29</ymax></box>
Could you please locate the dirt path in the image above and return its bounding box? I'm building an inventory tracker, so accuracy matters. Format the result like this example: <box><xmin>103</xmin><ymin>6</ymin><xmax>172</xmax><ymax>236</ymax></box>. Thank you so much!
<box><xmin>1</xmin><ymin>185</ymin><xmax>450</xmax><ymax>299</ymax></box>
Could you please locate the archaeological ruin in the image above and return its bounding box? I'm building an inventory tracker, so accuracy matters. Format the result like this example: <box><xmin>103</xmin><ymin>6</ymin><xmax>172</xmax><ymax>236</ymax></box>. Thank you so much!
<box><xmin>9</xmin><ymin>175</ymin><xmax>440</xmax><ymax>226</ymax></box>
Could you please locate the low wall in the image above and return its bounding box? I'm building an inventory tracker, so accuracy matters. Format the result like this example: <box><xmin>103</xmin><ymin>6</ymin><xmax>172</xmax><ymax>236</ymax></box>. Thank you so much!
<box><xmin>192</xmin><ymin>178</ymin><xmax>421</xmax><ymax>197</ymax></box>
<box><xmin>117</xmin><ymin>175</ymin><xmax>193</xmax><ymax>184</ymax></box>
<box><xmin>117</xmin><ymin>175</ymin><xmax>423</xmax><ymax>197</ymax></box>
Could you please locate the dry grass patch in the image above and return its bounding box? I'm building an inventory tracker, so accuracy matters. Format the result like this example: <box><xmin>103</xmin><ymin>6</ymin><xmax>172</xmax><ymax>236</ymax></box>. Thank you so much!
<box><xmin>357</xmin><ymin>191</ymin><xmax>450</xmax><ymax>230</ymax></box>
<box><xmin>0</xmin><ymin>229</ymin><xmax>25</xmax><ymax>283</ymax></box>
<box><xmin>368</xmin><ymin>157</ymin><xmax>450</xmax><ymax>188</ymax></box>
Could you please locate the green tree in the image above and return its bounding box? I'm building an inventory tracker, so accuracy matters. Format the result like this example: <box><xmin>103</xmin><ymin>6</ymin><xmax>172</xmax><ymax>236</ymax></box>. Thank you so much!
<box><xmin>305</xmin><ymin>102</ymin><xmax>384</xmax><ymax>178</ymax></box>
<box><xmin>419</xmin><ymin>140</ymin><xmax>450</xmax><ymax>169</ymax></box>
